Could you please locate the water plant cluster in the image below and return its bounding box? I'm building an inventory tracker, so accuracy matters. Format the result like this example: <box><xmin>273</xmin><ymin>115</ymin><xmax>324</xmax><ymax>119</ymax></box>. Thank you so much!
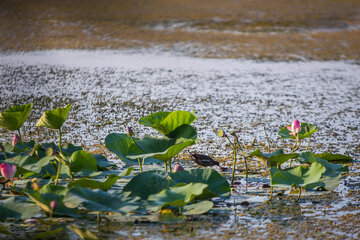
<box><xmin>0</xmin><ymin>104</ymin><xmax>230</xmax><ymax>238</ymax></box>
<box><xmin>0</xmin><ymin>103</ymin><xmax>352</xmax><ymax>238</ymax></box>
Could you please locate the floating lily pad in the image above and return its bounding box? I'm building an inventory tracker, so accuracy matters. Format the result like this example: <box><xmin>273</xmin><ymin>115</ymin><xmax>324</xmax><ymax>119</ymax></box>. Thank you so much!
<box><xmin>0</xmin><ymin>197</ymin><xmax>39</xmax><ymax>220</ymax></box>
<box><xmin>33</xmin><ymin>228</ymin><xmax>64</xmax><ymax>240</ymax></box>
<box><xmin>249</xmin><ymin>149</ymin><xmax>298</xmax><ymax>167</ymax></box>
<box><xmin>313</xmin><ymin>152</ymin><xmax>353</xmax><ymax>163</ymax></box>
<box><xmin>36</xmin><ymin>104</ymin><xmax>72</xmax><ymax>130</ymax></box>
<box><xmin>182</xmin><ymin>200</ymin><xmax>214</xmax><ymax>215</ymax></box>
<box><xmin>68</xmin><ymin>174</ymin><xmax>119</xmax><ymax>191</ymax></box>
<box><xmin>70</xmin><ymin>150</ymin><xmax>98</xmax><ymax>173</ymax></box>
<box><xmin>278</xmin><ymin>122</ymin><xmax>318</xmax><ymax>140</ymax></box>
<box><xmin>139</xmin><ymin>110</ymin><xmax>197</xmax><ymax>136</ymax></box>
<box><xmin>0</xmin><ymin>103</ymin><xmax>33</xmax><ymax>131</ymax></box>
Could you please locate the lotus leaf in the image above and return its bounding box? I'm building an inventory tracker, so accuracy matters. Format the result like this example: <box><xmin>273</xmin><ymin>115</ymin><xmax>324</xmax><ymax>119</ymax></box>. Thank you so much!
<box><xmin>69</xmin><ymin>225</ymin><xmax>98</xmax><ymax>240</ymax></box>
<box><xmin>0</xmin><ymin>197</ymin><xmax>39</xmax><ymax>220</ymax></box>
<box><xmin>147</xmin><ymin>183</ymin><xmax>208</xmax><ymax>212</ymax></box>
<box><xmin>33</xmin><ymin>228</ymin><xmax>64</xmax><ymax>240</ymax></box>
<box><xmin>0</xmin><ymin>103</ymin><xmax>33</xmax><ymax>131</ymax></box>
<box><xmin>123</xmin><ymin>170</ymin><xmax>171</xmax><ymax>200</ymax></box>
<box><xmin>68</xmin><ymin>174</ymin><xmax>119</xmax><ymax>191</ymax></box>
<box><xmin>70</xmin><ymin>150</ymin><xmax>98</xmax><ymax>173</ymax></box>
<box><xmin>139</xmin><ymin>110</ymin><xmax>197</xmax><ymax>136</ymax></box>
<box><xmin>182</xmin><ymin>200</ymin><xmax>214</xmax><ymax>215</ymax></box>
<box><xmin>170</xmin><ymin>168</ymin><xmax>231</xmax><ymax>199</ymax></box>
<box><xmin>270</xmin><ymin>162</ymin><xmax>326</xmax><ymax>189</ymax></box>
<box><xmin>64</xmin><ymin>186</ymin><xmax>140</xmax><ymax>214</ymax></box>
<box><xmin>278</xmin><ymin>122</ymin><xmax>318</xmax><ymax>140</ymax></box>
<box><xmin>313</xmin><ymin>152</ymin><xmax>353</xmax><ymax>163</ymax></box>
<box><xmin>249</xmin><ymin>149</ymin><xmax>299</xmax><ymax>167</ymax></box>
<box><xmin>36</xmin><ymin>104</ymin><xmax>72</xmax><ymax>130</ymax></box>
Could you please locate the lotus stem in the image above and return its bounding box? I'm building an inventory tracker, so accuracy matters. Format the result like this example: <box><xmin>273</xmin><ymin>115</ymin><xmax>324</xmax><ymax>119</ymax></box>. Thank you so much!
<box><xmin>226</xmin><ymin>136</ymin><xmax>237</xmax><ymax>184</ymax></box>
<box><xmin>164</xmin><ymin>161</ymin><xmax>168</xmax><ymax>172</ymax></box>
<box><xmin>295</xmin><ymin>187</ymin><xmax>301</xmax><ymax>202</ymax></box>
<box><xmin>54</xmin><ymin>129</ymin><xmax>64</xmax><ymax>185</ymax></box>
<box><xmin>289</xmin><ymin>136</ymin><xmax>299</xmax><ymax>168</ymax></box>
<box><xmin>58</xmin><ymin>129</ymin><xmax>64</xmax><ymax>155</ymax></box>
<box><xmin>1</xmin><ymin>149</ymin><xmax>8</xmax><ymax>160</ymax></box>
<box><xmin>305</xmin><ymin>134</ymin><xmax>311</xmax><ymax>152</ymax></box>
<box><xmin>97</xmin><ymin>211</ymin><xmax>101</xmax><ymax>224</ymax></box>
<box><xmin>17</xmin><ymin>129</ymin><xmax>22</xmax><ymax>141</ymax></box>
<box><xmin>168</xmin><ymin>160</ymin><xmax>172</xmax><ymax>173</ymax></box>
<box><xmin>179</xmin><ymin>207</ymin><xmax>182</xmax><ymax>214</ymax></box>
<box><xmin>137</xmin><ymin>158</ymin><xmax>143</xmax><ymax>173</ymax></box>
<box><xmin>263</xmin><ymin>126</ymin><xmax>271</xmax><ymax>153</ymax></box>
<box><xmin>269</xmin><ymin>172</ymin><xmax>273</xmax><ymax>201</ymax></box>
<box><xmin>234</xmin><ymin>136</ymin><xmax>248</xmax><ymax>180</ymax></box>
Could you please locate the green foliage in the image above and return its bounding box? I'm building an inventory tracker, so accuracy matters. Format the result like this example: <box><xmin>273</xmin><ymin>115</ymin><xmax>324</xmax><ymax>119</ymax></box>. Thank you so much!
<box><xmin>170</xmin><ymin>168</ymin><xmax>231</xmax><ymax>199</ymax></box>
<box><xmin>68</xmin><ymin>174</ymin><xmax>120</xmax><ymax>191</ymax></box>
<box><xmin>69</xmin><ymin>225</ymin><xmax>98</xmax><ymax>240</ymax></box>
<box><xmin>278</xmin><ymin>122</ymin><xmax>318</xmax><ymax>140</ymax></box>
<box><xmin>64</xmin><ymin>186</ymin><xmax>140</xmax><ymax>214</ymax></box>
<box><xmin>313</xmin><ymin>152</ymin><xmax>353</xmax><ymax>163</ymax></box>
<box><xmin>36</xmin><ymin>104</ymin><xmax>72</xmax><ymax>130</ymax></box>
<box><xmin>139</xmin><ymin>110</ymin><xmax>197</xmax><ymax>136</ymax></box>
<box><xmin>70</xmin><ymin>150</ymin><xmax>98</xmax><ymax>173</ymax></box>
<box><xmin>147</xmin><ymin>183</ymin><xmax>208</xmax><ymax>212</ymax></box>
<box><xmin>0</xmin><ymin>197</ymin><xmax>39</xmax><ymax>220</ymax></box>
<box><xmin>0</xmin><ymin>103</ymin><xmax>33</xmax><ymax>131</ymax></box>
<box><xmin>249</xmin><ymin>149</ymin><xmax>298</xmax><ymax>167</ymax></box>
<box><xmin>182</xmin><ymin>201</ymin><xmax>214</xmax><ymax>215</ymax></box>
<box><xmin>33</xmin><ymin>228</ymin><xmax>64</xmax><ymax>240</ymax></box>
<box><xmin>105</xmin><ymin>124</ymin><xmax>198</xmax><ymax>163</ymax></box>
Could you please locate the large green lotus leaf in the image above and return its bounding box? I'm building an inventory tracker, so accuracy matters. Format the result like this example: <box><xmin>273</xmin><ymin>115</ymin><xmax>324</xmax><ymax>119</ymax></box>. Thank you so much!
<box><xmin>106</xmin><ymin>125</ymin><xmax>198</xmax><ymax>163</ymax></box>
<box><xmin>93</xmin><ymin>154</ymin><xmax>116</xmax><ymax>170</ymax></box>
<box><xmin>25</xmin><ymin>183</ymin><xmax>79</xmax><ymax>217</ymax></box>
<box><xmin>182</xmin><ymin>200</ymin><xmax>214</xmax><ymax>215</ymax></box>
<box><xmin>36</xmin><ymin>104</ymin><xmax>72</xmax><ymax>130</ymax></box>
<box><xmin>270</xmin><ymin>162</ymin><xmax>326</xmax><ymax>188</ymax></box>
<box><xmin>105</xmin><ymin>133</ymin><xmax>162</xmax><ymax>165</ymax></box>
<box><xmin>70</xmin><ymin>150</ymin><xmax>98</xmax><ymax>173</ymax></box>
<box><xmin>313</xmin><ymin>152</ymin><xmax>353</xmax><ymax>163</ymax></box>
<box><xmin>5</xmin><ymin>155</ymin><xmax>41</xmax><ymax>176</ymax></box>
<box><xmin>249</xmin><ymin>149</ymin><xmax>298</xmax><ymax>167</ymax></box>
<box><xmin>170</xmin><ymin>168</ymin><xmax>231</xmax><ymax>200</ymax></box>
<box><xmin>64</xmin><ymin>186</ymin><xmax>140</xmax><ymax>214</ymax></box>
<box><xmin>278</xmin><ymin>122</ymin><xmax>318</xmax><ymax>140</ymax></box>
<box><xmin>68</xmin><ymin>174</ymin><xmax>119</xmax><ymax>191</ymax></box>
<box><xmin>2</xmin><ymin>140</ymin><xmax>35</xmax><ymax>154</ymax></box>
<box><xmin>123</xmin><ymin>170</ymin><xmax>171</xmax><ymax>200</ymax></box>
<box><xmin>0</xmin><ymin>103</ymin><xmax>33</xmax><ymax>131</ymax></box>
<box><xmin>297</xmin><ymin>152</ymin><xmax>348</xmax><ymax>190</ymax></box>
<box><xmin>139</xmin><ymin>110</ymin><xmax>197</xmax><ymax>136</ymax></box>
<box><xmin>147</xmin><ymin>183</ymin><xmax>208</xmax><ymax>212</ymax></box>
<box><xmin>0</xmin><ymin>197</ymin><xmax>40</xmax><ymax>220</ymax></box>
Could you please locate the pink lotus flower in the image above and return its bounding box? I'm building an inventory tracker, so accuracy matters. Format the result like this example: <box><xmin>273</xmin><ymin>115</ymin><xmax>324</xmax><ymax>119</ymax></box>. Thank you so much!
<box><xmin>50</xmin><ymin>201</ymin><xmax>57</xmax><ymax>211</ymax></box>
<box><xmin>0</xmin><ymin>163</ymin><xmax>17</xmax><ymax>179</ymax></box>
<box><xmin>12</xmin><ymin>134</ymin><xmax>20</xmax><ymax>146</ymax></box>
<box><xmin>287</xmin><ymin>119</ymin><xmax>301</xmax><ymax>136</ymax></box>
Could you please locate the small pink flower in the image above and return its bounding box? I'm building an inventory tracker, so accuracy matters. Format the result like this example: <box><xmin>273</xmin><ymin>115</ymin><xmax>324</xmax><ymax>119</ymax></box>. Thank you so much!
<box><xmin>286</xmin><ymin>119</ymin><xmax>301</xmax><ymax>136</ymax></box>
<box><xmin>12</xmin><ymin>134</ymin><xmax>20</xmax><ymax>146</ymax></box>
<box><xmin>0</xmin><ymin>163</ymin><xmax>17</xmax><ymax>179</ymax></box>
<box><xmin>173</xmin><ymin>164</ymin><xmax>184</xmax><ymax>172</ymax></box>
<box><xmin>50</xmin><ymin>201</ymin><xmax>57</xmax><ymax>211</ymax></box>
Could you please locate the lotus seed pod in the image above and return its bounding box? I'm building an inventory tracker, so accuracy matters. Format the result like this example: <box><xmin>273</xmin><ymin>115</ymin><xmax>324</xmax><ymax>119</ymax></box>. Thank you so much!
<box><xmin>174</xmin><ymin>164</ymin><xmax>184</xmax><ymax>172</ymax></box>
<box><xmin>217</xmin><ymin>129</ymin><xmax>227</xmax><ymax>138</ymax></box>
<box><xmin>126</xmin><ymin>126</ymin><xmax>134</xmax><ymax>137</ymax></box>
<box><xmin>50</xmin><ymin>201</ymin><xmax>57</xmax><ymax>210</ymax></box>
<box><xmin>305</xmin><ymin>126</ymin><xmax>310</xmax><ymax>133</ymax></box>
<box><xmin>46</xmin><ymin>147</ymin><xmax>57</xmax><ymax>156</ymax></box>
<box><xmin>32</xmin><ymin>182</ymin><xmax>40</xmax><ymax>191</ymax></box>
<box><xmin>12</xmin><ymin>134</ymin><xmax>20</xmax><ymax>146</ymax></box>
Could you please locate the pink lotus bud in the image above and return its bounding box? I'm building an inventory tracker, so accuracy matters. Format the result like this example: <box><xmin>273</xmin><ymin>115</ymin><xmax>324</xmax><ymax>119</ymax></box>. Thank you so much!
<box><xmin>50</xmin><ymin>201</ymin><xmax>57</xmax><ymax>210</ymax></box>
<box><xmin>0</xmin><ymin>163</ymin><xmax>17</xmax><ymax>179</ymax></box>
<box><xmin>286</xmin><ymin>119</ymin><xmax>301</xmax><ymax>136</ymax></box>
<box><xmin>217</xmin><ymin>129</ymin><xmax>227</xmax><ymax>138</ymax></box>
<box><xmin>12</xmin><ymin>134</ymin><xmax>20</xmax><ymax>146</ymax></box>
<box><xmin>126</xmin><ymin>127</ymin><xmax>134</xmax><ymax>137</ymax></box>
<box><xmin>173</xmin><ymin>164</ymin><xmax>184</xmax><ymax>172</ymax></box>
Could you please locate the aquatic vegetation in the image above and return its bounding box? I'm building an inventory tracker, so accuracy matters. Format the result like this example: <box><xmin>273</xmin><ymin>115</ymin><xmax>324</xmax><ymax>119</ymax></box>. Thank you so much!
<box><xmin>0</xmin><ymin>103</ymin><xmax>33</xmax><ymax>139</ymax></box>
<box><xmin>0</xmin><ymin>103</ymin><xmax>353</xmax><ymax>238</ymax></box>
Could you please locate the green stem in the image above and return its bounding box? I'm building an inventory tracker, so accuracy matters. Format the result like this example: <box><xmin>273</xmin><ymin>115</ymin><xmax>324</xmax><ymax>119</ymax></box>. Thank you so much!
<box><xmin>17</xmin><ymin>129</ymin><xmax>22</xmax><ymax>141</ymax></box>
<box><xmin>269</xmin><ymin>171</ymin><xmax>273</xmax><ymax>201</ymax></box>
<box><xmin>55</xmin><ymin>129</ymin><xmax>63</xmax><ymax>185</ymax></box>
<box><xmin>168</xmin><ymin>160</ymin><xmax>172</xmax><ymax>173</ymax></box>
<box><xmin>305</xmin><ymin>134</ymin><xmax>311</xmax><ymax>152</ymax></box>
<box><xmin>263</xmin><ymin>126</ymin><xmax>271</xmax><ymax>153</ymax></box>
<box><xmin>289</xmin><ymin>136</ymin><xmax>298</xmax><ymax>168</ymax></box>
<box><xmin>244</xmin><ymin>156</ymin><xmax>248</xmax><ymax>180</ymax></box>
<box><xmin>1</xmin><ymin>149</ymin><xmax>8</xmax><ymax>160</ymax></box>
<box><xmin>178</xmin><ymin>207</ymin><xmax>182</xmax><ymax>214</ymax></box>
<box><xmin>164</xmin><ymin>161</ymin><xmax>168</xmax><ymax>172</ymax></box>
<box><xmin>58</xmin><ymin>129</ymin><xmax>64</xmax><ymax>155</ymax></box>
<box><xmin>226</xmin><ymin>136</ymin><xmax>237</xmax><ymax>184</ymax></box>
<box><xmin>138</xmin><ymin>158</ymin><xmax>143</xmax><ymax>173</ymax></box>
<box><xmin>295</xmin><ymin>187</ymin><xmax>302</xmax><ymax>202</ymax></box>
<box><xmin>97</xmin><ymin>211</ymin><xmax>101</xmax><ymax>224</ymax></box>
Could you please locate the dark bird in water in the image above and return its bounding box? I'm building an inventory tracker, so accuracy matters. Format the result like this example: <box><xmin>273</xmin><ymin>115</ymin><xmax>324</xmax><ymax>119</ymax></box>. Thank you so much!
<box><xmin>190</xmin><ymin>152</ymin><xmax>225</xmax><ymax>171</ymax></box>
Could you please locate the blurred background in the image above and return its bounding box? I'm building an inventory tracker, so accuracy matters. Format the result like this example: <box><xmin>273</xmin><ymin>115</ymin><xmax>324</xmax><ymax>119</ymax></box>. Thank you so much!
<box><xmin>1</xmin><ymin>0</ymin><xmax>360</xmax><ymax>60</ymax></box>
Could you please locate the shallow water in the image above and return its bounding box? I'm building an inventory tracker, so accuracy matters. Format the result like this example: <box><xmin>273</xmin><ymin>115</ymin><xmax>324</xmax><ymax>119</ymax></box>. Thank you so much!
<box><xmin>0</xmin><ymin>51</ymin><xmax>360</xmax><ymax>239</ymax></box>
